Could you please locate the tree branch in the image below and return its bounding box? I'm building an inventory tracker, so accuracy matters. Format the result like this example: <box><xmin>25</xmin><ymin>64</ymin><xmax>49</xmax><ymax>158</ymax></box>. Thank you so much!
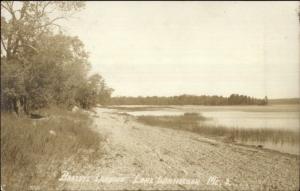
<box><xmin>1</xmin><ymin>37</ymin><xmax>7</xmax><ymax>52</ymax></box>
<box><xmin>22</xmin><ymin>44</ymin><xmax>39</xmax><ymax>54</ymax></box>
<box><xmin>19</xmin><ymin>1</ymin><xmax>29</xmax><ymax>20</ymax></box>
<box><xmin>34</xmin><ymin>16</ymin><xmax>65</xmax><ymax>30</ymax></box>
<box><xmin>1</xmin><ymin>3</ymin><xmax>10</xmax><ymax>13</ymax></box>
<box><xmin>3</xmin><ymin>1</ymin><xmax>17</xmax><ymax>21</ymax></box>
<box><xmin>41</xmin><ymin>2</ymin><xmax>52</xmax><ymax>17</ymax></box>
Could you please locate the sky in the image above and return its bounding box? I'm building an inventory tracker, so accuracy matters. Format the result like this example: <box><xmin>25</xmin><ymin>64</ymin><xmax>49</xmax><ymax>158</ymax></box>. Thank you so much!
<box><xmin>61</xmin><ymin>1</ymin><xmax>299</xmax><ymax>98</ymax></box>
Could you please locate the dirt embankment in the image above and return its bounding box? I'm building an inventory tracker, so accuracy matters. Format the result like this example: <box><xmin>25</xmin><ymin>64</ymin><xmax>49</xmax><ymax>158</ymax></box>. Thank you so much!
<box><xmin>59</xmin><ymin>108</ymin><xmax>299</xmax><ymax>190</ymax></box>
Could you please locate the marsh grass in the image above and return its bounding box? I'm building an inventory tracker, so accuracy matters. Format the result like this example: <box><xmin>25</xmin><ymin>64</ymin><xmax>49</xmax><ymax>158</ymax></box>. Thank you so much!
<box><xmin>137</xmin><ymin>112</ymin><xmax>299</xmax><ymax>145</ymax></box>
<box><xmin>1</xmin><ymin>107</ymin><xmax>102</xmax><ymax>190</ymax></box>
<box><xmin>137</xmin><ymin>112</ymin><xmax>204</xmax><ymax>130</ymax></box>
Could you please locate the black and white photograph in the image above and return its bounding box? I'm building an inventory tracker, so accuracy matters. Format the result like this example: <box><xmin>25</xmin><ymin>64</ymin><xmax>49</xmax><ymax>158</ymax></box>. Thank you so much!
<box><xmin>1</xmin><ymin>1</ymin><xmax>299</xmax><ymax>190</ymax></box>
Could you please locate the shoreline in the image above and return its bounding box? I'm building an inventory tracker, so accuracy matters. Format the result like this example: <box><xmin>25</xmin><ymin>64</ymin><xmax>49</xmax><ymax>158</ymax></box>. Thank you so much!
<box><xmin>61</xmin><ymin>108</ymin><xmax>299</xmax><ymax>190</ymax></box>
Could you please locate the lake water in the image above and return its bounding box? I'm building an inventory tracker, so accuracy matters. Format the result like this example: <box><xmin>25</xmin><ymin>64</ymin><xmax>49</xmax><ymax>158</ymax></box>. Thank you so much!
<box><xmin>127</xmin><ymin>110</ymin><xmax>184</xmax><ymax>116</ymax></box>
<box><xmin>200</xmin><ymin>111</ymin><xmax>299</xmax><ymax>131</ymax></box>
<box><xmin>108</xmin><ymin>105</ymin><xmax>300</xmax><ymax>155</ymax></box>
<box><xmin>124</xmin><ymin>106</ymin><xmax>300</xmax><ymax>132</ymax></box>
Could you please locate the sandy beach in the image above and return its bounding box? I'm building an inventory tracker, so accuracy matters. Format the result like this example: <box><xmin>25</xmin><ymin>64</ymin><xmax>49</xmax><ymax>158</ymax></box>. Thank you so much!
<box><xmin>58</xmin><ymin>108</ymin><xmax>299</xmax><ymax>190</ymax></box>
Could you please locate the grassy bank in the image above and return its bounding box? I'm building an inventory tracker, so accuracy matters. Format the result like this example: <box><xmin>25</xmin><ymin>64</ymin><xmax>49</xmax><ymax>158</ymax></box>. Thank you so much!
<box><xmin>1</xmin><ymin>107</ymin><xmax>102</xmax><ymax>190</ymax></box>
<box><xmin>137</xmin><ymin>113</ymin><xmax>299</xmax><ymax>145</ymax></box>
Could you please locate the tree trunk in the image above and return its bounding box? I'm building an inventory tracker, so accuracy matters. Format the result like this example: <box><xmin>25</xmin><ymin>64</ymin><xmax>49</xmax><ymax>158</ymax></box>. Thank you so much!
<box><xmin>13</xmin><ymin>98</ymin><xmax>25</xmax><ymax>116</ymax></box>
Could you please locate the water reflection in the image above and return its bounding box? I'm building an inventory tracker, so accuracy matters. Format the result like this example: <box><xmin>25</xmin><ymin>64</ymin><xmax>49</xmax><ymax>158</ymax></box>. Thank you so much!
<box><xmin>201</xmin><ymin>111</ymin><xmax>299</xmax><ymax>131</ymax></box>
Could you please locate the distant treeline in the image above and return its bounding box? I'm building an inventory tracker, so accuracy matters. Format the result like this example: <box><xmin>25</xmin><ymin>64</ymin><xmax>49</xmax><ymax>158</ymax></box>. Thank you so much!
<box><xmin>268</xmin><ymin>98</ymin><xmax>300</xmax><ymax>105</ymax></box>
<box><xmin>110</xmin><ymin>94</ymin><xmax>268</xmax><ymax>105</ymax></box>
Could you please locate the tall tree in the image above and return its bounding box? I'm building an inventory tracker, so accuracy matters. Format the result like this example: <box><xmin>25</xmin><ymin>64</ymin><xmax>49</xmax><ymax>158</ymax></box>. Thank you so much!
<box><xmin>1</xmin><ymin>1</ymin><xmax>85</xmax><ymax>114</ymax></box>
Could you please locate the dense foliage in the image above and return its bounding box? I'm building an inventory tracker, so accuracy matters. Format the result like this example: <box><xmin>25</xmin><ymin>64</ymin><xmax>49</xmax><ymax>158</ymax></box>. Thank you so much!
<box><xmin>1</xmin><ymin>1</ymin><xmax>113</xmax><ymax>114</ymax></box>
<box><xmin>111</xmin><ymin>94</ymin><xmax>268</xmax><ymax>105</ymax></box>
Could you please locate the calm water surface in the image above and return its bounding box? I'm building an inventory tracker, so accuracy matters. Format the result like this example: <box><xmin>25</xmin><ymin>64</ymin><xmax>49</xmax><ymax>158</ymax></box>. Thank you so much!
<box><xmin>125</xmin><ymin>108</ymin><xmax>299</xmax><ymax>131</ymax></box>
<box><xmin>108</xmin><ymin>105</ymin><xmax>300</xmax><ymax>155</ymax></box>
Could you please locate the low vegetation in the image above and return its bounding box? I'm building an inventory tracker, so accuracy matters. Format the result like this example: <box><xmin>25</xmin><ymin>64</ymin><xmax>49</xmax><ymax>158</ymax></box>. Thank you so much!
<box><xmin>137</xmin><ymin>112</ymin><xmax>299</xmax><ymax>145</ymax></box>
<box><xmin>137</xmin><ymin>112</ymin><xmax>205</xmax><ymax>130</ymax></box>
<box><xmin>1</xmin><ymin>107</ymin><xmax>102</xmax><ymax>190</ymax></box>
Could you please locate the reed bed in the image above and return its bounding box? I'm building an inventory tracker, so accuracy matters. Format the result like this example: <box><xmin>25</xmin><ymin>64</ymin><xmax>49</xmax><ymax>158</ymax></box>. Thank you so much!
<box><xmin>137</xmin><ymin>112</ymin><xmax>299</xmax><ymax>144</ymax></box>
